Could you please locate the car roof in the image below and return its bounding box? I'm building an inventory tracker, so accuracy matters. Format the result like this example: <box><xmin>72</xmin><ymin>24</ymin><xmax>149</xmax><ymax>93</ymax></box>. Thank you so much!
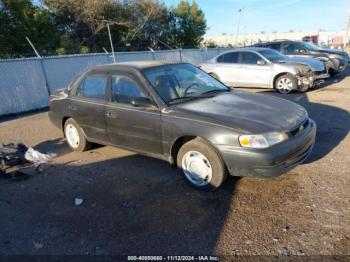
<box><xmin>93</xmin><ymin>61</ymin><xmax>175</xmax><ymax>71</ymax></box>
<box><xmin>255</xmin><ymin>40</ymin><xmax>303</xmax><ymax>45</ymax></box>
<box><xmin>218</xmin><ymin>47</ymin><xmax>272</xmax><ymax>54</ymax></box>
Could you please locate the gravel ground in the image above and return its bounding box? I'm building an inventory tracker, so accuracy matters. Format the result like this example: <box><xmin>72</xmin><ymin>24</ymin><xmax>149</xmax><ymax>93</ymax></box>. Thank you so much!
<box><xmin>0</xmin><ymin>69</ymin><xmax>349</xmax><ymax>259</ymax></box>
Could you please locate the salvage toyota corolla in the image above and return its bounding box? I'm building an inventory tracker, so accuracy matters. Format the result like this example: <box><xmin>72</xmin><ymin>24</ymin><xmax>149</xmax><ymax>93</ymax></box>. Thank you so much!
<box><xmin>49</xmin><ymin>61</ymin><xmax>317</xmax><ymax>190</ymax></box>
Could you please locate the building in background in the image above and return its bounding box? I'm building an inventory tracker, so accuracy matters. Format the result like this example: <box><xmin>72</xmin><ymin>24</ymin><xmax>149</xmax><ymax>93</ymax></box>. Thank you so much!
<box><xmin>203</xmin><ymin>30</ymin><xmax>349</xmax><ymax>48</ymax></box>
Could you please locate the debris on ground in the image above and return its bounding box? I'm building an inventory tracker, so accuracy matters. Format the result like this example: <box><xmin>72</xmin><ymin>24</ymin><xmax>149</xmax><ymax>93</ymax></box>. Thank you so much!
<box><xmin>0</xmin><ymin>143</ymin><xmax>28</xmax><ymax>174</ymax></box>
<box><xmin>0</xmin><ymin>143</ymin><xmax>56</xmax><ymax>176</ymax></box>
<box><xmin>75</xmin><ymin>198</ymin><xmax>83</xmax><ymax>206</ymax></box>
<box><xmin>281</xmin><ymin>247</ymin><xmax>292</xmax><ymax>256</ymax></box>
<box><xmin>24</xmin><ymin>148</ymin><xmax>56</xmax><ymax>164</ymax></box>
<box><xmin>33</xmin><ymin>241</ymin><xmax>44</xmax><ymax>250</ymax></box>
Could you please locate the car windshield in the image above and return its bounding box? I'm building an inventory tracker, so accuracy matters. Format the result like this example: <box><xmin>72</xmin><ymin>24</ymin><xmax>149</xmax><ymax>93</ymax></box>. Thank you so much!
<box><xmin>300</xmin><ymin>41</ymin><xmax>320</xmax><ymax>51</ymax></box>
<box><xmin>258</xmin><ymin>49</ymin><xmax>287</xmax><ymax>62</ymax></box>
<box><xmin>143</xmin><ymin>64</ymin><xmax>230</xmax><ymax>105</ymax></box>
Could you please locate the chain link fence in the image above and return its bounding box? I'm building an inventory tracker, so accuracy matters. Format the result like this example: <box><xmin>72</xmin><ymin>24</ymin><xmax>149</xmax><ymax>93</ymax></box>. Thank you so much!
<box><xmin>0</xmin><ymin>48</ymin><xmax>229</xmax><ymax>116</ymax></box>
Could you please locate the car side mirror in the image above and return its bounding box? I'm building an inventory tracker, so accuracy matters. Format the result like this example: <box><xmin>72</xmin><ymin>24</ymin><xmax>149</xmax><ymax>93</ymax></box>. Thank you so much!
<box><xmin>131</xmin><ymin>97</ymin><xmax>155</xmax><ymax>108</ymax></box>
<box><xmin>257</xmin><ymin>59</ymin><xmax>266</xmax><ymax>65</ymax></box>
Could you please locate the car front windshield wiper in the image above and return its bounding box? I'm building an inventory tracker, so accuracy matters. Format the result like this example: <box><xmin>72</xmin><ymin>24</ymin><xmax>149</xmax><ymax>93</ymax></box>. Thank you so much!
<box><xmin>169</xmin><ymin>89</ymin><xmax>230</xmax><ymax>105</ymax></box>
<box><xmin>201</xmin><ymin>89</ymin><xmax>230</xmax><ymax>96</ymax></box>
<box><xmin>168</xmin><ymin>96</ymin><xmax>202</xmax><ymax>105</ymax></box>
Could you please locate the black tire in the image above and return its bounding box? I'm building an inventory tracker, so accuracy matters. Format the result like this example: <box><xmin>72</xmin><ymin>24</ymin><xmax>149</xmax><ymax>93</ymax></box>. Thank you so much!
<box><xmin>329</xmin><ymin>68</ymin><xmax>339</xmax><ymax>77</ymax></box>
<box><xmin>64</xmin><ymin>118</ymin><xmax>91</xmax><ymax>152</ymax></box>
<box><xmin>177</xmin><ymin>138</ymin><xmax>227</xmax><ymax>191</ymax></box>
<box><xmin>274</xmin><ymin>74</ymin><xmax>297</xmax><ymax>94</ymax></box>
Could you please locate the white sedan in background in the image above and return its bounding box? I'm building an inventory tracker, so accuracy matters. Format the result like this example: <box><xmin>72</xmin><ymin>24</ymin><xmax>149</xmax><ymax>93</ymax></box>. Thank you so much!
<box><xmin>199</xmin><ymin>48</ymin><xmax>329</xmax><ymax>94</ymax></box>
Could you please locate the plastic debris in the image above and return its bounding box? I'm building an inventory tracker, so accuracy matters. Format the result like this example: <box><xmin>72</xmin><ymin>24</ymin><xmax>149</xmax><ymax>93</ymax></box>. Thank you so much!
<box><xmin>33</xmin><ymin>241</ymin><xmax>44</xmax><ymax>250</ymax></box>
<box><xmin>75</xmin><ymin>198</ymin><xmax>83</xmax><ymax>206</ymax></box>
<box><xmin>0</xmin><ymin>143</ymin><xmax>56</xmax><ymax>176</ymax></box>
<box><xmin>24</xmin><ymin>148</ymin><xmax>56</xmax><ymax>164</ymax></box>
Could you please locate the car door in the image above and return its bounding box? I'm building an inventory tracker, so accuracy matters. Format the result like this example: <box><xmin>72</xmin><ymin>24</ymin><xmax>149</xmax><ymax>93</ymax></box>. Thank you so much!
<box><xmin>215</xmin><ymin>52</ymin><xmax>240</xmax><ymax>86</ymax></box>
<box><xmin>236</xmin><ymin>51</ymin><xmax>272</xmax><ymax>88</ymax></box>
<box><xmin>70</xmin><ymin>73</ymin><xmax>109</xmax><ymax>142</ymax></box>
<box><xmin>105</xmin><ymin>73</ymin><xmax>163</xmax><ymax>155</ymax></box>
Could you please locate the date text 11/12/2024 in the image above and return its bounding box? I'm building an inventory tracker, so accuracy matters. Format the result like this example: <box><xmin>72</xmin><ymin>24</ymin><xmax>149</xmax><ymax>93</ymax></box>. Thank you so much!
<box><xmin>127</xmin><ymin>256</ymin><xmax>219</xmax><ymax>261</ymax></box>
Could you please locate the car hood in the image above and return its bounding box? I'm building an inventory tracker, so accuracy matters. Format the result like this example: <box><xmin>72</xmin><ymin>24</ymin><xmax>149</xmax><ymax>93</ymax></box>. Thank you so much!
<box><xmin>317</xmin><ymin>47</ymin><xmax>348</xmax><ymax>58</ymax></box>
<box><xmin>173</xmin><ymin>91</ymin><xmax>308</xmax><ymax>134</ymax></box>
<box><xmin>279</xmin><ymin>57</ymin><xmax>325</xmax><ymax>71</ymax></box>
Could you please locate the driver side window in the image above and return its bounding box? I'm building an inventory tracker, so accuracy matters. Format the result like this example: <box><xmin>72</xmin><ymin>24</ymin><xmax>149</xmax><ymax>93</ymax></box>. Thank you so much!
<box><xmin>282</xmin><ymin>43</ymin><xmax>307</xmax><ymax>54</ymax></box>
<box><xmin>111</xmin><ymin>75</ymin><xmax>146</xmax><ymax>104</ymax></box>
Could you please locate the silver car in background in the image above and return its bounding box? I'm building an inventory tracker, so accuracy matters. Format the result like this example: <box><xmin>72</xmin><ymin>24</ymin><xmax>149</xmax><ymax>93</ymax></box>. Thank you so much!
<box><xmin>200</xmin><ymin>48</ymin><xmax>329</xmax><ymax>94</ymax></box>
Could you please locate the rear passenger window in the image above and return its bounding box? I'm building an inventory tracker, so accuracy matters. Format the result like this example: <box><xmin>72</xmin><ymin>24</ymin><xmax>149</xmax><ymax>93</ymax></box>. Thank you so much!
<box><xmin>217</xmin><ymin>52</ymin><xmax>238</xmax><ymax>63</ymax></box>
<box><xmin>76</xmin><ymin>75</ymin><xmax>107</xmax><ymax>100</ymax></box>
<box><xmin>240</xmin><ymin>52</ymin><xmax>261</xmax><ymax>64</ymax></box>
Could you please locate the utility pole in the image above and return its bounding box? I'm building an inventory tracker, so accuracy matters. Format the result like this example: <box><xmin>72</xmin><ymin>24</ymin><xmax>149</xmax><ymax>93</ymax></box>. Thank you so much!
<box><xmin>107</xmin><ymin>23</ymin><xmax>116</xmax><ymax>64</ymax></box>
<box><xmin>235</xmin><ymin>8</ymin><xmax>244</xmax><ymax>47</ymax></box>
<box><xmin>346</xmin><ymin>9</ymin><xmax>350</xmax><ymax>47</ymax></box>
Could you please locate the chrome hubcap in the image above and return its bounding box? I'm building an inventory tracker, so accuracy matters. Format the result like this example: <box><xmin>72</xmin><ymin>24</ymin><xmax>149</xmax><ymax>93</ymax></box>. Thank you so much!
<box><xmin>277</xmin><ymin>78</ymin><xmax>294</xmax><ymax>93</ymax></box>
<box><xmin>65</xmin><ymin>124</ymin><xmax>80</xmax><ymax>149</ymax></box>
<box><xmin>182</xmin><ymin>151</ymin><xmax>212</xmax><ymax>187</ymax></box>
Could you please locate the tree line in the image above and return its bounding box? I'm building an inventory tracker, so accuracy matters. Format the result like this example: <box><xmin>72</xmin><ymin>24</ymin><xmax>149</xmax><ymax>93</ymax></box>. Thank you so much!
<box><xmin>0</xmin><ymin>0</ymin><xmax>207</xmax><ymax>58</ymax></box>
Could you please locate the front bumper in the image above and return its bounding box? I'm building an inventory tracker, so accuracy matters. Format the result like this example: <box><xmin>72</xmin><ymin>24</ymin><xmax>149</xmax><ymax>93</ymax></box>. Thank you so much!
<box><xmin>332</xmin><ymin>58</ymin><xmax>348</xmax><ymax>72</ymax></box>
<box><xmin>337</xmin><ymin>60</ymin><xmax>348</xmax><ymax>71</ymax></box>
<box><xmin>216</xmin><ymin>119</ymin><xmax>317</xmax><ymax>178</ymax></box>
<box><xmin>296</xmin><ymin>75</ymin><xmax>328</xmax><ymax>89</ymax></box>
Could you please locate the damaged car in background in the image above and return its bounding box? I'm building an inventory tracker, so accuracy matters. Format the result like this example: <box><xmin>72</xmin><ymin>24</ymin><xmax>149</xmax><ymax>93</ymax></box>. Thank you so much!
<box><xmin>199</xmin><ymin>48</ymin><xmax>328</xmax><ymax>94</ymax></box>
<box><xmin>253</xmin><ymin>40</ymin><xmax>349</xmax><ymax>76</ymax></box>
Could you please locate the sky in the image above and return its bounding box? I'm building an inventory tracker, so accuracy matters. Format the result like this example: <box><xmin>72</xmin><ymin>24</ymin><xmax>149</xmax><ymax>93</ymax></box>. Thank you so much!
<box><xmin>164</xmin><ymin>0</ymin><xmax>350</xmax><ymax>36</ymax></box>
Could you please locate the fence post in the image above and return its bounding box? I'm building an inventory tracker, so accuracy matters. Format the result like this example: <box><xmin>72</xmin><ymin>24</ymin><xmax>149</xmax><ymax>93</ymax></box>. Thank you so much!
<box><xmin>39</xmin><ymin>58</ymin><xmax>51</xmax><ymax>96</ymax></box>
<box><xmin>179</xmin><ymin>49</ymin><xmax>183</xmax><ymax>62</ymax></box>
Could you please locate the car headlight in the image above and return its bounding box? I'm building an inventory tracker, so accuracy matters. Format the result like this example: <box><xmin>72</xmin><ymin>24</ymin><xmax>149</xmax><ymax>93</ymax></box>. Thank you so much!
<box><xmin>329</xmin><ymin>54</ymin><xmax>343</xmax><ymax>60</ymax></box>
<box><xmin>297</xmin><ymin>65</ymin><xmax>311</xmax><ymax>75</ymax></box>
<box><xmin>239</xmin><ymin>132</ymin><xmax>289</xmax><ymax>149</ymax></box>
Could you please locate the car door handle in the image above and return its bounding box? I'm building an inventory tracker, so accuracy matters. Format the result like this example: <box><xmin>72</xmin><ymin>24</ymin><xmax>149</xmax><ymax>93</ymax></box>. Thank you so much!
<box><xmin>106</xmin><ymin>111</ymin><xmax>117</xmax><ymax>119</ymax></box>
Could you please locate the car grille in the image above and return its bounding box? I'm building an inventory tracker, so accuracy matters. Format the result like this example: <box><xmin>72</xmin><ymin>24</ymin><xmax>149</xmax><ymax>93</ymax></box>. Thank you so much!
<box><xmin>290</xmin><ymin>119</ymin><xmax>309</xmax><ymax>137</ymax></box>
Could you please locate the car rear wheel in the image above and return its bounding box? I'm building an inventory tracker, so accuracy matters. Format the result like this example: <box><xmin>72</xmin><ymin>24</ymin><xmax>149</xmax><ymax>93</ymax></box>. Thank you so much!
<box><xmin>177</xmin><ymin>138</ymin><xmax>227</xmax><ymax>190</ymax></box>
<box><xmin>64</xmin><ymin>118</ymin><xmax>90</xmax><ymax>152</ymax></box>
<box><xmin>275</xmin><ymin>74</ymin><xmax>297</xmax><ymax>94</ymax></box>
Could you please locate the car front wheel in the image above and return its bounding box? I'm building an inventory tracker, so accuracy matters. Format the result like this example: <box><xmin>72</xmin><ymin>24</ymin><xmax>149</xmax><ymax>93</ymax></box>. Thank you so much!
<box><xmin>177</xmin><ymin>138</ymin><xmax>227</xmax><ymax>190</ymax></box>
<box><xmin>64</xmin><ymin>118</ymin><xmax>91</xmax><ymax>152</ymax></box>
<box><xmin>275</xmin><ymin>74</ymin><xmax>297</xmax><ymax>94</ymax></box>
